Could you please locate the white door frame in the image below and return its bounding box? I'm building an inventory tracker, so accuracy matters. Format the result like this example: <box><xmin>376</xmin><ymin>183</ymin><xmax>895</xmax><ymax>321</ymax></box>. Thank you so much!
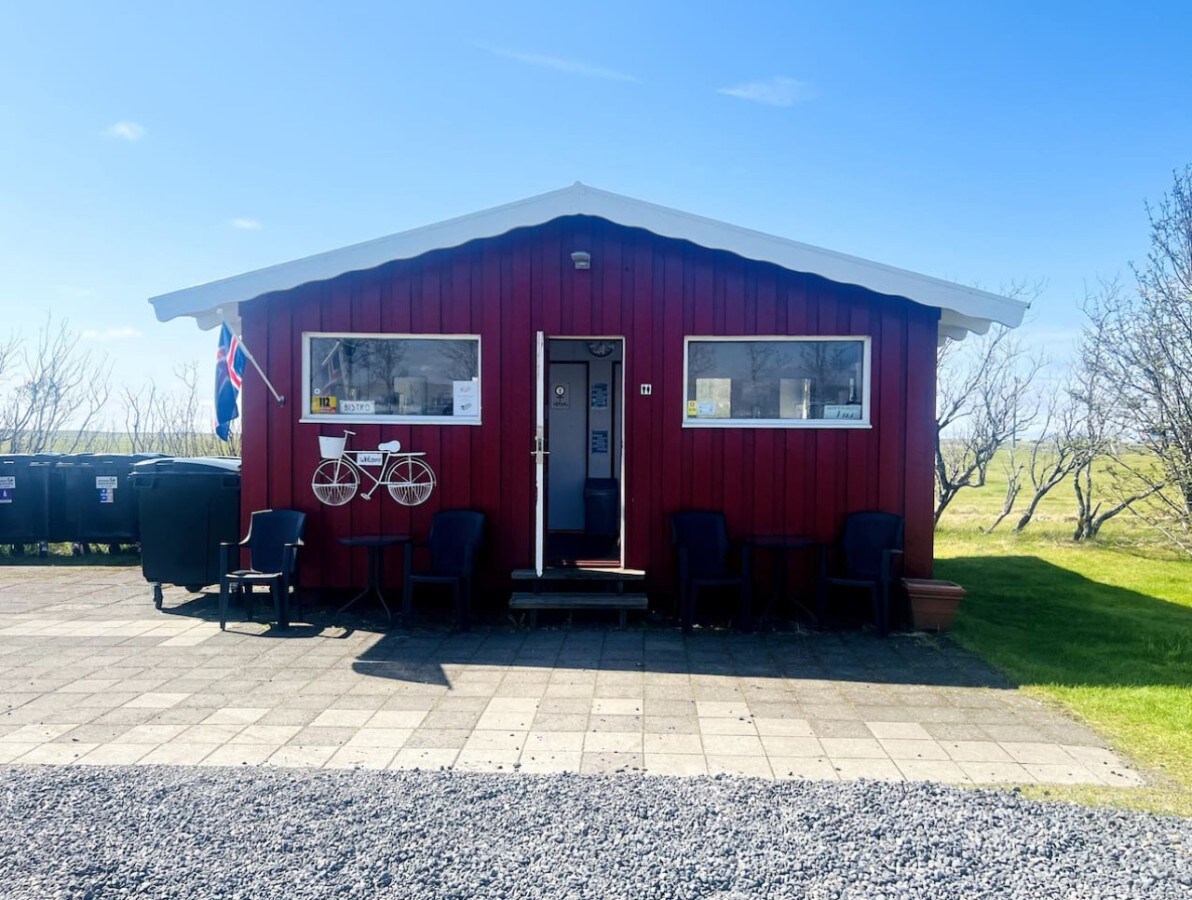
<box><xmin>616</xmin><ymin>353</ymin><xmax>626</xmax><ymax>569</ymax></box>
<box><xmin>533</xmin><ymin>331</ymin><xmax>547</xmax><ymax>577</ymax></box>
<box><xmin>532</xmin><ymin>335</ymin><xmax>627</xmax><ymax>572</ymax></box>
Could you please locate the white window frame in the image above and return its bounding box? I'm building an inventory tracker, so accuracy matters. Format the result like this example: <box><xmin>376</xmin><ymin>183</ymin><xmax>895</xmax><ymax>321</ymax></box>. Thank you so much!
<box><xmin>681</xmin><ymin>335</ymin><xmax>872</xmax><ymax>429</ymax></box>
<box><xmin>300</xmin><ymin>331</ymin><xmax>483</xmax><ymax>425</ymax></box>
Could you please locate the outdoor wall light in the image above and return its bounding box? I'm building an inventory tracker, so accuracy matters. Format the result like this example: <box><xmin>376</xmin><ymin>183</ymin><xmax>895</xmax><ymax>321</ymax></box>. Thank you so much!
<box><xmin>571</xmin><ymin>251</ymin><xmax>591</xmax><ymax>270</ymax></box>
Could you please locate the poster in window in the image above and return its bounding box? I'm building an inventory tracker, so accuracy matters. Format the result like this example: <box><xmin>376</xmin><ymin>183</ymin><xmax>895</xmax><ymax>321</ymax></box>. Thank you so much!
<box><xmin>695</xmin><ymin>378</ymin><xmax>731</xmax><ymax>418</ymax></box>
<box><xmin>823</xmin><ymin>404</ymin><xmax>862</xmax><ymax>420</ymax></box>
<box><xmin>590</xmin><ymin>382</ymin><xmax>609</xmax><ymax>409</ymax></box>
<box><xmin>453</xmin><ymin>380</ymin><xmax>479</xmax><ymax>417</ymax></box>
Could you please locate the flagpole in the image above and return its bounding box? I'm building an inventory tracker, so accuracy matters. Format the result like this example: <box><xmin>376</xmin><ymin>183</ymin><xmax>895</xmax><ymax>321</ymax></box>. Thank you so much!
<box><xmin>218</xmin><ymin>309</ymin><xmax>285</xmax><ymax>406</ymax></box>
<box><xmin>239</xmin><ymin>340</ymin><xmax>285</xmax><ymax>406</ymax></box>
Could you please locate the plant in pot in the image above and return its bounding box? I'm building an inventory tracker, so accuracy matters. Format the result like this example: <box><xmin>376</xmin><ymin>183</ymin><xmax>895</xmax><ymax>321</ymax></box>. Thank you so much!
<box><xmin>901</xmin><ymin>578</ymin><xmax>966</xmax><ymax>631</ymax></box>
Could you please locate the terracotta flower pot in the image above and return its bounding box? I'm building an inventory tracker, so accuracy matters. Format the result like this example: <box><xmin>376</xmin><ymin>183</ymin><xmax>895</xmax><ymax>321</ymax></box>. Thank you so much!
<box><xmin>901</xmin><ymin>578</ymin><xmax>966</xmax><ymax>632</ymax></box>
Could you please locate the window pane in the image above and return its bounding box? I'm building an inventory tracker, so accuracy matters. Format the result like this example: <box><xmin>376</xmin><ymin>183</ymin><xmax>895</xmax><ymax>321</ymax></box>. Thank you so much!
<box><xmin>308</xmin><ymin>336</ymin><xmax>479</xmax><ymax>419</ymax></box>
<box><xmin>686</xmin><ymin>339</ymin><xmax>865</xmax><ymax>422</ymax></box>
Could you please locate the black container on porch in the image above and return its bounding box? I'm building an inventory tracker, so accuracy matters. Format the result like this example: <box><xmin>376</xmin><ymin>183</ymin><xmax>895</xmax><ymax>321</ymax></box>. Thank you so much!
<box><xmin>131</xmin><ymin>456</ymin><xmax>241</xmax><ymax>608</ymax></box>
<box><xmin>583</xmin><ymin>478</ymin><xmax>619</xmax><ymax>537</ymax></box>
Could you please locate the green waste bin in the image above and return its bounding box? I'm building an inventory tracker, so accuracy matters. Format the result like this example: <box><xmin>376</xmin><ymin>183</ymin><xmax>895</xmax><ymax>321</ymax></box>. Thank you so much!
<box><xmin>130</xmin><ymin>457</ymin><xmax>241</xmax><ymax>608</ymax></box>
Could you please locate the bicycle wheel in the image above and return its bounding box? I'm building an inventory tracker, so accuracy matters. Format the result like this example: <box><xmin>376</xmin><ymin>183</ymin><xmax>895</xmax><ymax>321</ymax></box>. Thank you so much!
<box><xmin>312</xmin><ymin>459</ymin><xmax>359</xmax><ymax>506</ymax></box>
<box><xmin>386</xmin><ymin>457</ymin><xmax>436</xmax><ymax>506</ymax></box>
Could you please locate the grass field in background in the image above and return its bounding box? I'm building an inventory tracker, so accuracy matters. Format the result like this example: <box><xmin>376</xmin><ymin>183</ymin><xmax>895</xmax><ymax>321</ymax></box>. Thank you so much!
<box><xmin>937</xmin><ymin>451</ymin><xmax>1191</xmax><ymax>816</ymax></box>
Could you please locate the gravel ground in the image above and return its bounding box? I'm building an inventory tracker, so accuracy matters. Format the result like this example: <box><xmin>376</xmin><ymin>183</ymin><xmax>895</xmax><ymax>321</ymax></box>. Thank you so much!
<box><xmin>0</xmin><ymin>766</ymin><xmax>1188</xmax><ymax>899</ymax></box>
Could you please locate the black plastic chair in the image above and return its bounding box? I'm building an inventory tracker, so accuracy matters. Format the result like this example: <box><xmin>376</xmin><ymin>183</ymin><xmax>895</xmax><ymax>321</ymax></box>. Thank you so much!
<box><xmin>670</xmin><ymin>511</ymin><xmax>752</xmax><ymax>634</ymax></box>
<box><xmin>817</xmin><ymin>512</ymin><xmax>904</xmax><ymax>635</ymax></box>
<box><xmin>402</xmin><ymin>510</ymin><xmax>485</xmax><ymax>631</ymax></box>
<box><xmin>219</xmin><ymin>509</ymin><xmax>306</xmax><ymax>630</ymax></box>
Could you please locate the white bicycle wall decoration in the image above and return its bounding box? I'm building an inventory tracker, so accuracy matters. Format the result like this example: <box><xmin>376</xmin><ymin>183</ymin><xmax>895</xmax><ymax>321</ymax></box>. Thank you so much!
<box><xmin>311</xmin><ymin>430</ymin><xmax>436</xmax><ymax>507</ymax></box>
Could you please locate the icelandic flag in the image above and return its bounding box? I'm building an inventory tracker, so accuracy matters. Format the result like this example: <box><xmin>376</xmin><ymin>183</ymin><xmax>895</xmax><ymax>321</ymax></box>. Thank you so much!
<box><xmin>215</xmin><ymin>322</ymin><xmax>248</xmax><ymax>441</ymax></box>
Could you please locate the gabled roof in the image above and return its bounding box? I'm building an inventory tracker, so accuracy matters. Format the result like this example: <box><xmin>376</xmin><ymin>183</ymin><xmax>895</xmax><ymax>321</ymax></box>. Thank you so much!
<box><xmin>149</xmin><ymin>182</ymin><xmax>1026</xmax><ymax>340</ymax></box>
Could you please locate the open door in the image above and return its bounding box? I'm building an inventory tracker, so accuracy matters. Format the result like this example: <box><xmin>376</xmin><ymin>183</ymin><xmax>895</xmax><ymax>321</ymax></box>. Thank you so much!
<box><xmin>536</xmin><ymin>337</ymin><xmax>625</xmax><ymax>569</ymax></box>
<box><xmin>533</xmin><ymin>331</ymin><xmax>547</xmax><ymax>577</ymax></box>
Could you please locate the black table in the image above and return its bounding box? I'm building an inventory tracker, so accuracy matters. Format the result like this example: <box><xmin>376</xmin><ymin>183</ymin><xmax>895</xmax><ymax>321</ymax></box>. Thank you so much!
<box><xmin>748</xmin><ymin>535</ymin><xmax>818</xmax><ymax>627</ymax></box>
<box><xmin>337</xmin><ymin>534</ymin><xmax>411</xmax><ymax>624</ymax></box>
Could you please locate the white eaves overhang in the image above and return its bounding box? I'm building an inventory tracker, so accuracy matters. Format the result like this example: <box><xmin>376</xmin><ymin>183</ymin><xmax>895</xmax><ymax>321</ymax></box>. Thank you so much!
<box><xmin>149</xmin><ymin>183</ymin><xmax>1027</xmax><ymax>343</ymax></box>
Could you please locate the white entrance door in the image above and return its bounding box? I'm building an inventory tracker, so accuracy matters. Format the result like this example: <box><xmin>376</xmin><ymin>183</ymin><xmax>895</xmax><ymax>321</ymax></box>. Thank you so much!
<box><xmin>533</xmin><ymin>331</ymin><xmax>547</xmax><ymax>577</ymax></box>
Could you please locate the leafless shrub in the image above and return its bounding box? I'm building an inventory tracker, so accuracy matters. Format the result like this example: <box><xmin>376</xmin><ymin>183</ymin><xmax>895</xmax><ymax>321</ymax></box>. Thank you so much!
<box><xmin>935</xmin><ymin>316</ymin><xmax>1044</xmax><ymax>524</ymax></box>
<box><xmin>0</xmin><ymin>315</ymin><xmax>112</xmax><ymax>454</ymax></box>
<box><xmin>121</xmin><ymin>363</ymin><xmax>241</xmax><ymax>457</ymax></box>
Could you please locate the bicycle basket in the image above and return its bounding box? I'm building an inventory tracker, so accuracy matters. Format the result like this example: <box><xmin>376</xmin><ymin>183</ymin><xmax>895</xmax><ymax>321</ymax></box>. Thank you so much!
<box><xmin>318</xmin><ymin>435</ymin><xmax>346</xmax><ymax>460</ymax></box>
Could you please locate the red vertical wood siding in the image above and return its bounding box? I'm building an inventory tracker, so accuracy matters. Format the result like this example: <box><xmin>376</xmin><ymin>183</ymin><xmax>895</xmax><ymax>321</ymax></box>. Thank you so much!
<box><xmin>240</xmin><ymin>217</ymin><xmax>940</xmax><ymax>598</ymax></box>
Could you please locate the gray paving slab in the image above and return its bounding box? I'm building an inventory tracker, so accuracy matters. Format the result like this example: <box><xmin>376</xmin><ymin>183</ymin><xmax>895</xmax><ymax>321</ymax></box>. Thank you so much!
<box><xmin>0</xmin><ymin>565</ymin><xmax>1144</xmax><ymax>787</ymax></box>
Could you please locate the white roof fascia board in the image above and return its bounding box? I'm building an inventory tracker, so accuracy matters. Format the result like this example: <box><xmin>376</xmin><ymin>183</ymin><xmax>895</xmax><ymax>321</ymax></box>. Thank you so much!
<box><xmin>149</xmin><ymin>183</ymin><xmax>1027</xmax><ymax>339</ymax></box>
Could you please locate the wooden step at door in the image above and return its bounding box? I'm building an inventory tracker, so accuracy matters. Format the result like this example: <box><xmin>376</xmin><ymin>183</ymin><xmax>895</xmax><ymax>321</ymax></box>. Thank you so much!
<box><xmin>509</xmin><ymin>591</ymin><xmax>648</xmax><ymax>628</ymax></box>
<box><xmin>511</xmin><ymin>566</ymin><xmax>645</xmax><ymax>581</ymax></box>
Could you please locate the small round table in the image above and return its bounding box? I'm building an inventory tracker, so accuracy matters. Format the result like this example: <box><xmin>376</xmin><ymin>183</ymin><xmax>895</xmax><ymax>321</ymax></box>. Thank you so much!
<box><xmin>337</xmin><ymin>534</ymin><xmax>411</xmax><ymax>624</ymax></box>
<box><xmin>748</xmin><ymin>535</ymin><xmax>818</xmax><ymax>627</ymax></box>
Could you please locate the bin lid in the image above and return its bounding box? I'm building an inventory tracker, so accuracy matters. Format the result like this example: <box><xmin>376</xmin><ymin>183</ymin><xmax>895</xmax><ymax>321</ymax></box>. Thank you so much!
<box><xmin>73</xmin><ymin>452</ymin><xmax>165</xmax><ymax>467</ymax></box>
<box><xmin>584</xmin><ymin>478</ymin><xmax>619</xmax><ymax>490</ymax></box>
<box><xmin>0</xmin><ymin>453</ymin><xmax>63</xmax><ymax>466</ymax></box>
<box><xmin>131</xmin><ymin>456</ymin><xmax>242</xmax><ymax>476</ymax></box>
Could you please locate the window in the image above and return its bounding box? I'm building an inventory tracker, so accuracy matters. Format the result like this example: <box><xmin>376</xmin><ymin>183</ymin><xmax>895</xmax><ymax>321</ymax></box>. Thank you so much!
<box><xmin>683</xmin><ymin>337</ymin><xmax>870</xmax><ymax>428</ymax></box>
<box><xmin>302</xmin><ymin>333</ymin><xmax>481</xmax><ymax>424</ymax></box>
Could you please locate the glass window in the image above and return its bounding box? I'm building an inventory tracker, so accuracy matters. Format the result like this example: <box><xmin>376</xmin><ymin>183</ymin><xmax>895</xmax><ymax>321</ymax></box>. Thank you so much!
<box><xmin>684</xmin><ymin>337</ymin><xmax>869</xmax><ymax>427</ymax></box>
<box><xmin>303</xmin><ymin>334</ymin><xmax>481</xmax><ymax>423</ymax></box>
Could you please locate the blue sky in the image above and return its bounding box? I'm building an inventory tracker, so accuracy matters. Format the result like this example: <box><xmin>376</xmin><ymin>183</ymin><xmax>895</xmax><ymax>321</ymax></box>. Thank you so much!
<box><xmin>2</xmin><ymin>1</ymin><xmax>1191</xmax><ymax>400</ymax></box>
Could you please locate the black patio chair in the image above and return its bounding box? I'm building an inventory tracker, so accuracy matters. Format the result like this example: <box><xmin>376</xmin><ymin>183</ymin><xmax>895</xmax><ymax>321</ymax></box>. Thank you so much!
<box><xmin>670</xmin><ymin>510</ymin><xmax>752</xmax><ymax>634</ymax></box>
<box><xmin>402</xmin><ymin>509</ymin><xmax>485</xmax><ymax>631</ymax></box>
<box><xmin>219</xmin><ymin>509</ymin><xmax>306</xmax><ymax>630</ymax></box>
<box><xmin>817</xmin><ymin>512</ymin><xmax>904</xmax><ymax>635</ymax></box>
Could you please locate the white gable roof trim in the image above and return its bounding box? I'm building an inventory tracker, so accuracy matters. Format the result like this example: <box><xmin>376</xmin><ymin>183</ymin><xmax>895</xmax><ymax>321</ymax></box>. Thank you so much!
<box><xmin>149</xmin><ymin>183</ymin><xmax>1026</xmax><ymax>340</ymax></box>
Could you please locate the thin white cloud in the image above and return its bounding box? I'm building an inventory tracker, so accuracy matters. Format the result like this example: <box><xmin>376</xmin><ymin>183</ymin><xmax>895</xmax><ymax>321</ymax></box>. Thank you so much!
<box><xmin>81</xmin><ymin>326</ymin><xmax>142</xmax><ymax>342</ymax></box>
<box><xmin>718</xmin><ymin>77</ymin><xmax>818</xmax><ymax>107</ymax></box>
<box><xmin>481</xmin><ymin>44</ymin><xmax>638</xmax><ymax>82</ymax></box>
<box><xmin>231</xmin><ymin>217</ymin><xmax>262</xmax><ymax>230</ymax></box>
<box><xmin>103</xmin><ymin>121</ymin><xmax>146</xmax><ymax>141</ymax></box>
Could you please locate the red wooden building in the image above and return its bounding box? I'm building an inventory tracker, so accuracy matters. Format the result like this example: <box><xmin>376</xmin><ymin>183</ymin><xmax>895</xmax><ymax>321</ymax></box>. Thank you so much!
<box><xmin>150</xmin><ymin>184</ymin><xmax>1026</xmax><ymax>610</ymax></box>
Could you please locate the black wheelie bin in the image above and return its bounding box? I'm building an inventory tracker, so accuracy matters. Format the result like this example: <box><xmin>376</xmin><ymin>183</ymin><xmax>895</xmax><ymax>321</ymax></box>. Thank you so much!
<box><xmin>583</xmin><ymin>478</ymin><xmax>620</xmax><ymax>537</ymax></box>
<box><xmin>130</xmin><ymin>457</ymin><xmax>241</xmax><ymax>608</ymax></box>
<box><xmin>68</xmin><ymin>453</ymin><xmax>161</xmax><ymax>552</ymax></box>
<box><xmin>0</xmin><ymin>455</ymin><xmax>58</xmax><ymax>556</ymax></box>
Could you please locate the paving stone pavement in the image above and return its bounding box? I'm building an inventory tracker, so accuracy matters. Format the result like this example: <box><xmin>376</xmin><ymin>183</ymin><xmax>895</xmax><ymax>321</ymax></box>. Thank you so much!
<box><xmin>0</xmin><ymin>566</ymin><xmax>1144</xmax><ymax>787</ymax></box>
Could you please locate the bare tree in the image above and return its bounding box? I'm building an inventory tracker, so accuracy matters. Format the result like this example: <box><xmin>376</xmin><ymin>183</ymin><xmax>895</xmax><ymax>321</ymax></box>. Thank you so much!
<box><xmin>1063</xmin><ymin>283</ymin><xmax>1166</xmax><ymax>540</ymax></box>
<box><xmin>985</xmin><ymin>437</ymin><xmax>1024</xmax><ymax>532</ymax></box>
<box><xmin>122</xmin><ymin>382</ymin><xmax>159</xmax><ymax>454</ymax></box>
<box><xmin>121</xmin><ymin>363</ymin><xmax>241</xmax><ymax>458</ymax></box>
<box><xmin>0</xmin><ymin>315</ymin><xmax>112</xmax><ymax>453</ymax></box>
<box><xmin>935</xmin><ymin>322</ymin><xmax>1043</xmax><ymax>524</ymax></box>
<box><xmin>1006</xmin><ymin>385</ymin><xmax>1082</xmax><ymax>532</ymax></box>
<box><xmin>1077</xmin><ymin>168</ymin><xmax>1192</xmax><ymax>544</ymax></box>
<box><xmin>0</xmin><ymin>331</ymin><xmax>18</xmax><ymax>387</ymax></box>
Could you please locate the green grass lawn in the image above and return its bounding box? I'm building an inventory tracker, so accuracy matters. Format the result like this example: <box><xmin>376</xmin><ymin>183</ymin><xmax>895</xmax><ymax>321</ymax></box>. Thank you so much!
<box><xmin>937</xmin><ymin>463</ymin><xmax>1192</xmax><ymax>816</ymax></box>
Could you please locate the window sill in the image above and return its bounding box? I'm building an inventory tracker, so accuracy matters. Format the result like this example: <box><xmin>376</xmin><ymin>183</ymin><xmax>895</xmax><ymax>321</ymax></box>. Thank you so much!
<box><xmin>299</xmin><ymin>415</ymin><xmax>483</xmax><ymax>426</ymax></box>
<box><xmin>682</xmin><ymin>418</ymin><xmax>871</xmax><ymax>430</ymax></box>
